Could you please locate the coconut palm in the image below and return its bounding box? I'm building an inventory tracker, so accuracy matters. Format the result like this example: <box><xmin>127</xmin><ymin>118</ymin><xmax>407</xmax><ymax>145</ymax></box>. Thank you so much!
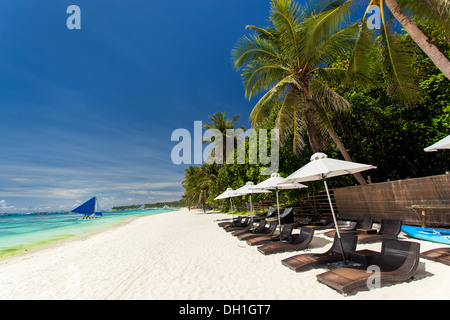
<box><xmin>182</xmin><ymin>164</ymin><xmax>217</xmax><ymax>212</ymax></box>
<box><xmin>379</xmin><ymin>0</ymin><xmax>450</xmax><ymax>79</ymax></box>
<box><xmin>202</xmin><ymin>112</ymin><xmax>246</xmax><ymax>165</ymax></box>
<box><xmin>318</xmin><ymin>0</ymin><xmax>450</xmax><ymax>83</ymax></box>
<box><xmin>232</xmin><ymin>0</ymin><xmax>368</xmax><ymax>185</ymax></box>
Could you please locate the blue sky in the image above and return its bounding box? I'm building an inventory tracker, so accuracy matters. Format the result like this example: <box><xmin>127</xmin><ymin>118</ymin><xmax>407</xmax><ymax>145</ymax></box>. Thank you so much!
<box><xmin>0</xmin><ymin>0</ymin><xmax>374</xmax><ymax>212</ymax></box>
<box><xmin>0</xmin><ymin>0</ymin><xmax>277</xmax><ymax>212</ymax></box>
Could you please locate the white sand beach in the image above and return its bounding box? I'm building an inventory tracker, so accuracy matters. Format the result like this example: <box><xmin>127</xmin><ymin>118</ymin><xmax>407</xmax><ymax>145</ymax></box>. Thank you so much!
<box><xmin>0</xmin><ymin>208</ymin><xmax>448</xmax><ymax>300</ymax></box>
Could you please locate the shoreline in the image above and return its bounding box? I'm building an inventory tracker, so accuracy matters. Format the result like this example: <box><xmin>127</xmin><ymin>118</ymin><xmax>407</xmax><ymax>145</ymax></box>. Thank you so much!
<box><xmin>0</xmin><ymin>209</ymin><xmax>169</xmax><ymax>261</ymax></box>
<box><xmin>0</xmin><ymin>215</ymin><xmax>141</xmax><ymax>264</ymax></box>
<box><xmin>0</xmin><ymin>208</ymin><xmax>448</xmax><ymax>300</ymax></box>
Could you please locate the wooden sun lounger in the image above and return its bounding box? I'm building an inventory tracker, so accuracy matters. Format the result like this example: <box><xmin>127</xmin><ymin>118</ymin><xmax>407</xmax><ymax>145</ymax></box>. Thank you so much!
<box><xmin>316</xmin><ymin>239</ymin><xmax>420</xmax><ymax>295</ymax></box>
<box><xmin>281</xmin><ymin>233</ymin><xmax>358</xmax><ymax>272</ymax></box>
<box><xmin>237</xmin><ymin>221</ymin><xmax>278</xmax><ymax>241</ymax></box>
<box><xmin>325</xmin><ymin>219</ymin><xmax>401</xmax><ymax>243</ymax></box>
<box><xmin>266</xmin><ymin>207</ymin><xmax>294</xmax><ymax>224</ymax></box>
<box><xmin>307</xmin><ymin>216</ymin><xmax>335</xmax><ymax>230</ymax></box>
<box><xmin>218</xmin><ymin>216</ymin><xmax>242</xmax><ymax>228</ymax></box>
<box><xmin>325</xmin><ymin>217</ymin><xmax>373</xmax><ymax>237</ymax></box>
<box><xmin>224</xmin><ymin>217</ymin><xmax>253</xmax><ymax>232</ymax></box>
<box><xmin>356</xmin><ymin>219</ymin><xmax>402</xmax><ymax>243</ymax></box>
<box><xmin>257</xmin><ymin>227</ymin><xmax>315</xmax><ymax>255</ymax></box>
<box><xmin>232</xmin><ymin>219</ymin><xmax>266</xmax><ymax>237</ymax></box>
<box><xmin>246</xmin><ymin>223</ymin><xmax>294</xmax><ymax>246</ymax></box>
<box><xmin>420</xmin><ymin>247</ymin><xmax>450</xmax><ymax>266</ymax></box>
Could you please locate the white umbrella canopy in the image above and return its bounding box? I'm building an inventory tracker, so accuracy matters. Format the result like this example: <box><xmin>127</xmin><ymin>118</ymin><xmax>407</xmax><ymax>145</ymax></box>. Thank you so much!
<box><xmin>214</xmin><ymin>188</ymin><xmax>240</xmax><ymax>200</ymax></box>
<box><xmin>214</xmin><ymin>188</ymin><xmax>241</xmax><ymax>215</ymax></box>
<box><xmin>252</xmin><ymin>173</ymin><xmax>307</xmax><ymax>240</ymax></box>
<box><xmin>252</xmin><ymin>173</ymin><xmax>308</xmax><ymax>191</ymax></box>
<box><xmin>234</xmin><ymin>182</ymin><xmax>271</xmax><ymax>216</ymax></box>
<box><xmin>424</xmin><ymin>134</ymin><xmax>450</xmax><ymax>152</ymax></box>
<box><xmin>283</xmin><ymin>153</ymin><xmax>376</xmax><ymax>263</ymax></box>
<box><xmin>283</xmin><ymin>153</ymin><xmax>377</xmax><ymax>183</ymax></box>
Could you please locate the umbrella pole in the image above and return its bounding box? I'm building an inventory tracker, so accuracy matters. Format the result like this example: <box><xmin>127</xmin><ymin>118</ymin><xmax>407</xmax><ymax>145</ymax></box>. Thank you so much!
<box><xmin>322</xmin><ymin>177</ymin><xmax>346</xmax><ymax>264</ymax></box>
<box><xmin>250</xmin><ymin>195</ymin><xmax>254</xmax><ymax>231</ymax></box>
<box><xmin>276</xmin><ymin>189</ymin><xmax>282</xmax><ymax>241</ymax></box>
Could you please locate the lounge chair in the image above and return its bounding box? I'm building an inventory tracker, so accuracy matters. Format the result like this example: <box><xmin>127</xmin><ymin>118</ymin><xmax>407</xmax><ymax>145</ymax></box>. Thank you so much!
<box><xmin>252</xmin><ymin>206</ymin><xmax>276</xmax><ymax>222</ymax></box>
<box><xmin>316</xmin><ymin>239</ymin><xmax>420</xmax><ymax>295</ymax></box>
<box><xmin>420</xmin><ymin>247</ymin><xmax>450</xmax><ymax>266</ymax></box>
<box><xmin>232</xmin><ymin>219</ymin><xmax>266</xmax><ymax>237</ymax></box>
<box><xmin>265</xmin><ymin>206</ymin><xmax>277</xmax><ymax>218</ymax></box>
<box><xmin>356</xmin><ymin>219</ymin><xmax>402</xmax><ymax>243</ymax></box>
<box><xmin>267</xmin><ymin>207</ymin><xmax>294</xmax><ymax>224</ymax></box>
<box><xmin>224</xmin><ymin>217</ymin><xmax>253</xmax><ymax>232</ymax></box>
<box><xmin>307</xmin><ymin>216</ymin><xmax>335</xmax><ymax>230</ymax></box>
<box><xmin>246</xmin><ymin>223</ymin><xmax>294</xmax><ymax>246</ymax></box>
<box><xmin>324</xmin><ymin>217</ymin><xmax>373</xmax><ymax>238</ymax></box>
<box><xmin>281</xmin><ymin>233</ymin><xmax>358</xmax><ymax>272</ymax></box>
<box><xmin>218</xmin><ymin>216</ymin><xmax>242</xmax><ymax>228</ymax></box>
<box><xmin>237</xmin><ymin>221</ymin><xmax>278</xmax><ymax>241</ymax></box>
<box><xmin>257</xmin><ymin>227</ymin><xmax>315</xmax><ymax>255</ymax></box>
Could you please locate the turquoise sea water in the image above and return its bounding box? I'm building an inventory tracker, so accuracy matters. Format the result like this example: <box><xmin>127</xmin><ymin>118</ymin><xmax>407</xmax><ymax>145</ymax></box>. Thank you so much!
<box><xmin>0</xmin><ymin>208</ymin><xmax>172</xmax><ymax>259</ymax></box>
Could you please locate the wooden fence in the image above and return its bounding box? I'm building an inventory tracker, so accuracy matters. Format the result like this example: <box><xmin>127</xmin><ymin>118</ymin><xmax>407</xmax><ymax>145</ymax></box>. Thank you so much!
<box><xmin>225</xmin><ymin>174</ymin><xmax>450</xmax><ymax>228</ymax></box>
<box><xmin>333</xmin><ymin>174</ymin><xmax>450</xmax><ymax>227</ymax></box>
<box><xmin>252</xmin><ymin>191</ymin><xmax>338</xmax><ymax>217</ymax></box>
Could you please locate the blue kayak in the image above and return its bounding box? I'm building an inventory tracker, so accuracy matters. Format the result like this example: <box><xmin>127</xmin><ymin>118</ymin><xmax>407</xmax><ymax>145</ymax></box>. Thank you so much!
<box><xmin>402</xmin><ymin>225</ymin><xmax>450</xmax><ymax>245</ymax></box>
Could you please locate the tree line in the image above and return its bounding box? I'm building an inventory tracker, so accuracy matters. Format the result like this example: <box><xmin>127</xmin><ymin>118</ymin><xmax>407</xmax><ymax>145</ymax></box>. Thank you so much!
<box><xmin>182</xmin><ymin>0</ymin><xmax>449</xmax><ymax>212</ymax></box>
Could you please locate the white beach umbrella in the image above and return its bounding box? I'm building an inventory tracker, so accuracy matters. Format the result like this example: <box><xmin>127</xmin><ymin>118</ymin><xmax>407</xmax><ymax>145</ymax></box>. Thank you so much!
<box><xmin>234</xmin><ymin>182</ymin><xmax>271</xmax><ymax>217</ymax></box>
<box><xmin>252</xmin><ymin>173</ymin><xmax>307</xmax><ymax>240</ymax></box>
<box><xmin>424</xmin><ymin>134</ymin><xmax>450</xmax><ymax>152</ymax></box>
<box><xmin>283</xmin><ymin>153</ymin><xmax>376</xmax><ymax>262</ymax></box>
<box><xmin>214</xmin><ymin>188</ymin><xmax>241</xmax><ymax>215</ymax></box>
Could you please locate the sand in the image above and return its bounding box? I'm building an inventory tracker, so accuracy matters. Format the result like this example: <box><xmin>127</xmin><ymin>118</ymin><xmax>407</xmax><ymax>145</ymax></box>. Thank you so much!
<box><xmin>0</xmin><ymin>208</ymin><xmax>448</xmax><ymax>300</ymax></box>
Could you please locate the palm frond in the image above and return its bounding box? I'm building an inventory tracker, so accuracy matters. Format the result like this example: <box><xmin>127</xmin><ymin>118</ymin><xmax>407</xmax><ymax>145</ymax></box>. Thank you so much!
<box><xmin>245</xmin><ymin>25</ymin><xmax>277</xmax><ymax>40</ymax></box>
<box><xmin>269</xmin><ymin>0</ymin><xmax>303</xmax><ymax>67</ymax></box>
<box><xmin>309</xmin><ymin>78</ymin><xmax>350</xmax><ymax>113</ymax></box>
<box><xmin>241</xmin><ymin>60</ymin><xmax>289</xmax><ymax>99</ymax></box>
<box><xmin>301</xmin><ymin>0</ymin><xmax>356</xmax><ymax>60</ymax></box>
<box><xmin>307</xmin><ymin>22</ymin><xmax>360</xmax><ymax>66</ymax></box>
<box><xmin>343</xmin><ymin>21</ymin><xmax>382</xmax><ymax>87</ymax></box>
<box><xmin>379</xmin><ymin>22</ymin><xmax>422</xmax><ymax>104</ymax></box>
<box><xmin>249</xmin><ymin>74</ymin><xmax>297</xmax><ymax>128</ymax></box>
<box><xmin>231</xmin><ymin>35</ymin><xmax>279</xmax><ymax>71</ymax></box>
<box><xmin>396</xmin><ymin>0</ymin><xmax>450</xmax><ymax>35</ymax></box>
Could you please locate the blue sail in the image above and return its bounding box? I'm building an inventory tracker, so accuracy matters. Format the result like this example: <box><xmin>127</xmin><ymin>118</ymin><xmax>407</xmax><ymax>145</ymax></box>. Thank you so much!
<box><xmin>71</xmin><ymin>197</ymin><xmax>97</xmax><ymax>215</ymax></box>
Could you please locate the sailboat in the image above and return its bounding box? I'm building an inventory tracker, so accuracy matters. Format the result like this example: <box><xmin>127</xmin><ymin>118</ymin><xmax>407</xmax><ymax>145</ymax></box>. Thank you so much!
<box><xmin>72</xmin><ymin>197</ymin><xmax>102</xmax><ymax>219</ymax></box>
<box><xmin>139</xmin><ymin>204</ymin><xmax>145</xmax><ymax>210</ymax></box>
<box><xmin>163</xmin><ymin>204</ymin><xmax>170</xmax><ymax>210</ymax></box>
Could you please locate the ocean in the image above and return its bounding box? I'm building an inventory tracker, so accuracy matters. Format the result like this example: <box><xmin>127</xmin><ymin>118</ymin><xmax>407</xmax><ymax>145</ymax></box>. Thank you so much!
<box><xmin>0</xmin><ymin>208</ymin><xmax>172</xmax><ymax>259</ymax></box>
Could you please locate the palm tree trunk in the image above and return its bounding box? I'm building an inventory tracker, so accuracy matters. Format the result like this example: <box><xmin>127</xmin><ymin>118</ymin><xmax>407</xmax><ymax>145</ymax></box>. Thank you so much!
<box><xmin>384</xmin><ymin>0</ymin><xmax>450</xmax><ymax>80</ymax></box>
<box><xmin>304</xmin><ymin>111</ymin><xmax>322</xmax><ymax>153</ymax></box>
<box><xmin>326</xmin><ymin>125</ymin><xmax>368</xmax><ymax>186</ymax></box>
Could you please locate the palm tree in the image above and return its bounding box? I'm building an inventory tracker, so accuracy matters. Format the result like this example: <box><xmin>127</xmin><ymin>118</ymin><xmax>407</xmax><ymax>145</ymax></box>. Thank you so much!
<box><xmin>232</xmin><ymin>0</ymin><xmax>368</xmax><ymax>185</ymax></box>
<box><xmin>202</xmin><ymin>112</ymin><xmax>246</xmax><ymax>165</ymax></box>
<box><xmin>182</xmin><ymin>164</ymin><xmax>217</xmax><ymax>212</ymax></box>
<box><xmin>321</xmin><ymin>0</ymin><xmax>450</xmax><ymax>82</ymax></box>
<box><xmin>382</xmin><ymin>0</ymin><xmax>450</xmax><ymax>79</ymax></box>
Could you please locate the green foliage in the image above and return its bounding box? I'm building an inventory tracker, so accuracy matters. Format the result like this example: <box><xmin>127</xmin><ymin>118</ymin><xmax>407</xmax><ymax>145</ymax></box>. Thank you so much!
<box><xmin>181</xmin><ymin>2</ymin><xmax>449</xmax><ymax>212</ymax></box>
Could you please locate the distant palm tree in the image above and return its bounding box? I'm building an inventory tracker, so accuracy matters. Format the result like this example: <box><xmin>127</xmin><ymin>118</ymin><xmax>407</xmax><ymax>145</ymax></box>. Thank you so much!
<box><xmin>202</xmin><ymin>112</ymin><xmax>246</xmax><ymax>165</ymax></box>
<box><xmin>232</xmin><ymin>0</ymin><xmax>368</xmax><ymax>185</ymax></box>
<box><xmin>182</xmin><ymin>164</ymin><xmax>217</xmax><ymax>212</ymax></box>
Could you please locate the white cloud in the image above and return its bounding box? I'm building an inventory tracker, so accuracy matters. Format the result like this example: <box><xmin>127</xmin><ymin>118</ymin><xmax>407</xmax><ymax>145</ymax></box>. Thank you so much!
<box><xmin>0</xmin><ymin>200</ymin><xmax>14</xmax><ymax>209</ymax></box>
